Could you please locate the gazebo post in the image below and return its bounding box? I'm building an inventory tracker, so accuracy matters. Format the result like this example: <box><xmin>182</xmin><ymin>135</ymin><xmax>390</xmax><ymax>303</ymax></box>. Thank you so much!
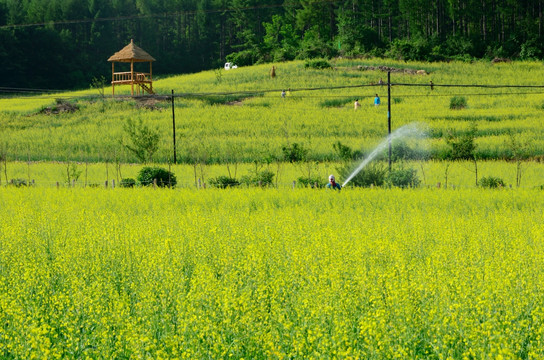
<box><xmin>130</xmin><ymin>60</ymin><xmax>134</xmax><ymax>96</ymax></box>
<box><xmin>112</xmin><ymin>62</ymin><xmax>115</xmax><ymax>96</ymax></box>
<box><xmin>150</xmin><ymin>61</ymin><xmax>153</xmax><ymax>93</ymax></box>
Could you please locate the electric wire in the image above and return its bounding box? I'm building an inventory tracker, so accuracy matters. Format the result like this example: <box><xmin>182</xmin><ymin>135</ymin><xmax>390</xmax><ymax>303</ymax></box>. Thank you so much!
<box><xmin>0</xmin><ymin>0</ymin><xmax>343</xmax><ymax>30</ymax></box>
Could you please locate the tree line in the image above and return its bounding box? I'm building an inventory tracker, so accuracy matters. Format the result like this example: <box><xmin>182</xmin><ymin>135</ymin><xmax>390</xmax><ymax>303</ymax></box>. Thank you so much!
<box><xmin>1</xmin><ymin>0</ymin><xmax>543</xmax><ymax>90</ymax></box>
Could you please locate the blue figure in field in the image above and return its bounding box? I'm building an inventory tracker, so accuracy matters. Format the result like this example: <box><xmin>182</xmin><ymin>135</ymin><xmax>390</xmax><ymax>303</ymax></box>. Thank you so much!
<box><xmin>374</xmin><ymin>94</ymin><xmax>381</xmax><ymax>107</ymax></box>
<box><xmin>326</xmin><ymin>174</ymin><xmax>341</xmax><ymax>190</ymax></box>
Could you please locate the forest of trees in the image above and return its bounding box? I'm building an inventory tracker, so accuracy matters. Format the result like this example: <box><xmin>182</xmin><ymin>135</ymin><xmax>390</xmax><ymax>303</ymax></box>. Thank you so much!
<box><xmin>1</xmin><ymin>0</ymin><xmax>543</xmax><ymax>90</ymax></box>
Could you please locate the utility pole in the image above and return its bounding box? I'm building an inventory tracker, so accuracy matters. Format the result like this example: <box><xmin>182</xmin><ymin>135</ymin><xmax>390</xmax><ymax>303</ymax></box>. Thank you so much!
<box><xmin>387</xmin><ymin>71</ymin><xmax>392</xmax><ymax>171</ymax></box>
<box><xmin>171</xmin><ymin>90</ymin><xmax>177</xmax><ymax>164</ymax></box>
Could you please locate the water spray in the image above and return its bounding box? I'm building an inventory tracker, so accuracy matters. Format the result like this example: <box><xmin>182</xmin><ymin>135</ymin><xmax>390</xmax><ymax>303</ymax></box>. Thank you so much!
<box><xmin>342</xmin><ymin>122</ymin><xmax>426</xmax><ymax>187</ymax></box>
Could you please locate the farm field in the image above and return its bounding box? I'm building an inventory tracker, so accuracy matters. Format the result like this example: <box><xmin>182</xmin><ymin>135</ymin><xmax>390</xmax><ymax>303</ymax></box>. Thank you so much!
<box><xmin>1</xmin><ymin>187</ymin><xmax>543</xmax><ymax>358</ymax></box>
<box><xmin>1</xmin><ymin>59</ymin><xmax>544</xmax><ymax>164</ymax></box>
<box><xmin>1</xmin><ymin>59</ymin><xmax>544</xmax><ymax>359</ymax></box>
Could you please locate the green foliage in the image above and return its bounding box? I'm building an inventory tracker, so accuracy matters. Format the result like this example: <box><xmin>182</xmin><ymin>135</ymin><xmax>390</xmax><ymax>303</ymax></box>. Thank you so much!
<box><xmin>478</xmin><ymin>176</ymin><xmax>505</xmax><ymax>188</ymax></box>
<box><xmin>137</xmin><ymin>167</ymin><xmax>177</xmax><ymax>188</ymax></box>
<box><xmin>209</xmin><ymin>176</ymin><xmax>240</xmax><ymax>189</ymax></box>
<box><xmin>332</xmin><ymin>141</ymin><xmax>362</xmax><ymax>161</ymax></box>
<box><xmin>304</xmin><ymin>59</ymin><xmax>332</xmax><ymax>69</ymax></box>
<box><xmin>122</xmin><ymin>118</ymin><xmax>160</xmax><ymax>163</ymax></box>
<box><xmin>320</xmin><ymin>98</ymin><xmax>354</xmax><ymax>108</ymax></box>
<box><xmin>386</xmin><ymin>38</ymin><xmax>434</xmax><ymax>61</ymax></box>
<box><xmin>9</xmin><ymin>179</ymin><xmax>28</xmax><ymax>187</ymax></box>
<box><xmin>386</xmin><ymin>167</ymin><xmax>421</xmax><ymax>188</ymax></box>
<box><xmin>391</xmin><ymin>142</ymin><xmax>427</xmax><ymax>161</ymax></box>
<box><xmin>90</xmin><ymin>76</ymin><xmax>107</xmax><ymax>98</ymax></box>
<box><xmin>446</xmin><ymin>124</ymin><xmax>477</xmax><ymax>160</ymax></box>
<box><xmin>519</xmin><ymin>38</ymin><xmax>544</xmax><ymax>60</ymax></box>
<box><xmin>297</xmin><ymin>175</ymin><xmax>323</xmax><ymax>188</ymax></box>
<box><xmin>119</xmin><ymin>178</ymin><xmax>136</xmax><ymax>188</ymax></box>
<box><xmin>282</xmin><ymin>143</ymin><xmax>308</xmax><ymax>163</ymax></box>
<box><xmin>450</xmin><ymin>96</ymin><xmax>468</xmax><ymax>110</ymax></box>
<box><xmin>64</xmin><ymin>162</ymin><xmax>82</xmax><ymax>185</ymax></box>
<box><xmin>338</xmin><ymin>162</ymin><xmax>387</xmax><ymax>188</ymax></box>
<box><xmin>240</xmin><ymin>170</ymin><xmax>274</xmax><ymax>187</ymax></box>
<box><xmin>2</xmin><ymin>0</ymin><xmax>544</xmax><ymax>92</ymax></box>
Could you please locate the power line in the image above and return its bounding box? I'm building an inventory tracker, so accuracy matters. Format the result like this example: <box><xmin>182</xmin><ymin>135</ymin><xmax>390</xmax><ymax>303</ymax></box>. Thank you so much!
<box><xmin>2</xmin><ymin>81</ymin><xmax>544</xmax><ymax>102</ymax></box>
<box><xmin>392</xmin><ymin>83</ymin><xmax>544</xmax><ymax>89</ymax></box>
<box><xmin>0</xmin><ymin>0</ymin><xmax>343</xmax><ymax>30</ymax></box>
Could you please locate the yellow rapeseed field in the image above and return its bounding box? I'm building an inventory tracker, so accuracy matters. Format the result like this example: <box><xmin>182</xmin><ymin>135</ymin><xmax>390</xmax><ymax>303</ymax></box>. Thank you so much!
<box><xmin>1</xmin><ymin>187</ymin><xmax>543</xmax><ymax>358</ymax></box>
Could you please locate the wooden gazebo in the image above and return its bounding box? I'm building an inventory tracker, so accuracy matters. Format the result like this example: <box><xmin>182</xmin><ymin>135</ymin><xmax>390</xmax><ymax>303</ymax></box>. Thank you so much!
<box><xmin>108</xmin><ymin>39</ymin><xmax>155</xmax><ymax>96</ymax></box>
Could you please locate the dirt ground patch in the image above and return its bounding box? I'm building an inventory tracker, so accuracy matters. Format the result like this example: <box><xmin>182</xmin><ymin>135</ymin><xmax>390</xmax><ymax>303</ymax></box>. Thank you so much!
<box><xmin>134</xmin><ymin>96</ymin><xmax>171</xmax><ymax>110</ymax></box>
<box><xmin>39</xmin><ymin>100</ymin><xmax>79</xmax><ymax>115</ymax></box>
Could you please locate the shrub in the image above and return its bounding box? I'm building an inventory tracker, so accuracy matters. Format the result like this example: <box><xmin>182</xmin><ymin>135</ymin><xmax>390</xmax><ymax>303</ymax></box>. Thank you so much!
<box><xmin>9</xmin><ymin>178</ymin><xmax>28</xmax><ymax>187</ymax></box>
<box><xmin>446</xmin><ymin>124</ymin><xmax>477</xmax><ymax>160</ymax></box>
<box><xmin>450</xmin><ymin>96</ymin><xmax>467</xmax><ymax>110</ymax></box>
<box><xmin>240</xmin><ymin>170</ymin><xmax>274</xmax><ymax>187</ymax></box>
<box><xmin>304</xmin><ymin>59</ymin><xmax>332</xmax><ymax>69</ymax></box>
<box><xmin>338</xmin><ymin>162</ymin><xmax>387</xmax><ymax>188</ymax></box>
<box><xmin>479</xmin><ymin>176</ymin><xmax>505</xmax><ymax>188</ymax></box>
<box><xmin>282</xmin><ymin>143</ymin><xmax>308</xmax><ymax>163</ymax></box>
<box><xmin>123</xmin><ymin>118</ymin><xmax>160</xmax><ymax>163</ymax></box>
<box><xmin>386</xmin><ymin>167</ymin><xmax>421</xmax><ymax>188</ymax></box>
<box><xmin>391</xmin><ymin>142</ymin><xmax>418</xmax><ymax>161</ymax></box>
<box><xmin>119</xmin><ymin>178</ymin><xmax>136</xmax><ymax>188</ymax></box>
<box><xmin>137</xmin><ymin>167</ymin><xmax>177</xmax><ymax>188</ymax></box>
<box><xmin>320</xmin><ymin>98</ymin><xmax>353</xmax><ymax>108</ymax></box>
<box><xmin>209</xmin><ymin>176</ymin><xmax>240</xmax><ymax>188</ymax></box>
<box><xmin>297</xmin><ymin>176</ymin><xmax>323</xmax><ymax>188</ymax></box>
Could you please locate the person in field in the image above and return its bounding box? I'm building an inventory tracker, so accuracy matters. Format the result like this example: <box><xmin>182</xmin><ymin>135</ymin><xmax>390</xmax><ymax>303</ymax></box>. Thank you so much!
<box><xmin>327</xmin><ymin>174</ymin><xmax>341</xmax><ymax>190</ymax></box>
<box><xmin>354</xmin><ymin>99</ymin><xmax>361</xmax><ymax>110</ymax></box>
<box><xmin>374</xmin><ymin>94</ymin><xmax>381</xmax><ymax>106</ymax></box>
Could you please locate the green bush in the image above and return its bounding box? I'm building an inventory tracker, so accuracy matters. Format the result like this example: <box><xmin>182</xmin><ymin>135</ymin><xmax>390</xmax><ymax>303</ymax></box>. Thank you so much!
<box><xmin>391</xmin><ymin>142</ymin><xmax>421</xmax><ymax>161</ymax></box>
<box><xmin>137</xmin><ymin>167</ymin><xmax>177</xmax><ymax>188</ymax></box>
<box><xmin>446</xmin><ymin>124</ymin><xmax>477</xmax><ymax>160</ymax></box>
<box><xmin>386</xmin><ymin>167</ymin><xmax>421</xmax><ymax>188</ymax></box>
<box><xmin>9</xmin><ymin>178</ymin><xmax>28</xmax><ymax>187</ymax></box>
<box><xmin>119</xmin><ymin>178</ymin><xmax>136</xmax><ymax>188</ymax></box>
<box><xmin>297</xmin><ymin>176</ymin><xmax>323</xmax><ymax>188</ymax></box>
<box><xmin>320</xmin><ymin>98</ymin><xmax>354</xmax><ymax>108</ymax></box>
<box><xmin>209</xmin><ymin>176</ymin><xmax>240</xmax><ymax>188</ymax></box>
<box><xmin>338</xmin><ymin>162</ymin><xmax>387</xmax><ymax>188</ymax></box>
<box><xmin>450</xmin><ymin>96</ymin><xmax>467</xmax><ymax>110</ymax></box>
<box><xmin>240</xmin><ymin>170</ymin><xmax>274</xmax><ymax>187</ymax></box>
<box><xmin>304</xmin><ymin>59</ymin><xmax>332</xmax><ymax>69</ymax></box>
<box><xmin>333</xmin><ymin>141</ymin><xmax>362</xmax><ymax>161</ymax></box>
<box><xmin>479</xmin><ymin>176</ymin><xmax>505</xmax><ymax>188</ymax></box>
<box><xmin>282</xmin><ymin>143</ymin><xmax>308</xmax><ymax>163</ymax></box>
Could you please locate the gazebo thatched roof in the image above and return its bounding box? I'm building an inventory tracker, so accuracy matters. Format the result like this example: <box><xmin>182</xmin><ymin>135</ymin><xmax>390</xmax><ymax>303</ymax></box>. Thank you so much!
<box><xmin>108</xmin><ymin>39</ymin><xmax>155</xmax><ymax>63</ymax></box>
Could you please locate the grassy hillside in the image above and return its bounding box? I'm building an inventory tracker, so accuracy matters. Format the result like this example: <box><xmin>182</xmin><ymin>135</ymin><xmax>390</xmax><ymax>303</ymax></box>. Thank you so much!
<box><xmin>1</xmin><ymin>59</ymin><xmax>544</xmax><ymax>164</ymax></box>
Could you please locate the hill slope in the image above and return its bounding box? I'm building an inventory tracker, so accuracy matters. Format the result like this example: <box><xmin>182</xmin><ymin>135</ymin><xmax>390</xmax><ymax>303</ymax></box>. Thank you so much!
<box><xmin>1</xmin><ymin>59</ymin><xmax>543</xmax><ymax>164</ymax></box>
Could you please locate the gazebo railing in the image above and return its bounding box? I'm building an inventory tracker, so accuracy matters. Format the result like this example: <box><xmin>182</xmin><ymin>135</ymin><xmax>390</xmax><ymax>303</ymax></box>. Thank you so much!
<box><xmin>112</xmin><ymin>72</ymin><xmax>152</xmax><ymax>83</ymax></box>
